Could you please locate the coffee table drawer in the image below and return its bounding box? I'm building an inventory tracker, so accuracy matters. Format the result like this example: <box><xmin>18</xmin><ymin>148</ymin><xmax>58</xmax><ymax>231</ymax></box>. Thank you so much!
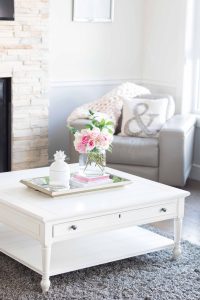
<box><xmin>120</xmin><ymin>202</ymin><xmax>176</xmax><ymax>225</ymax></box>
<box><xmin>53</xmin><ymin>202</ymin><xmax>176</xmax><ymax>238</ymax></box>
<box><xmin>53</xmin><ymin>214</ymin><xmax>117</xmax><ymax>238</ymax></box>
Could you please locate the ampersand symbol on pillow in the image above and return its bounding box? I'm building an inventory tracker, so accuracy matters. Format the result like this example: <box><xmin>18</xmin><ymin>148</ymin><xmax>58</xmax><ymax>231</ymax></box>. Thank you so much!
<box><xmin>124</xmin><ymin>103</ymin><xmax>159</xmax><ymax>136</ymax></box>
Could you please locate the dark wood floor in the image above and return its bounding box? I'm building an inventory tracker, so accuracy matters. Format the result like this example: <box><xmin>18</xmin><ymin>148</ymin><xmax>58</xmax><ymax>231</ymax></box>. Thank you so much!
<box><xmin>152</xmin><ymin>179</ymin><xmax>200</xmax><ymax>245</ymax></box>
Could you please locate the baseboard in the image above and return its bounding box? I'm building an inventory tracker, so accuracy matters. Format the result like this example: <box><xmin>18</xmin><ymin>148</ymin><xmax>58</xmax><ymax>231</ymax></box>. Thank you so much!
<box><xmin>190</xmin><ymin>163</ymin><xmax>200</xmax><ymax>181</ymax></box>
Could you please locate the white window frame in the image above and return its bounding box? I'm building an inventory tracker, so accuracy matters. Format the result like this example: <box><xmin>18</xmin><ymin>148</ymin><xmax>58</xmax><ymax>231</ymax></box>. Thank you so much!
<box><xmin>192</xmin><ymin>0</ymin><xmax>200</xmax><ymax>113</ymax></box>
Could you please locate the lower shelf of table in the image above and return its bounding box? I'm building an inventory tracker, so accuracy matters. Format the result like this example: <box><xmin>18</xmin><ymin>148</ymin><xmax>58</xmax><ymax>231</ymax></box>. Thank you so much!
<box><xmin>0</xmin><ymin>224</ymin><xmax>174</xmax><ymax>277</ymax></box>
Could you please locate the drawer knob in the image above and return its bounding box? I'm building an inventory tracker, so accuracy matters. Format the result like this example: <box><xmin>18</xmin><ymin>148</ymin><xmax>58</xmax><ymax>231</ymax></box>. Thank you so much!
<box><xmin>119</xmin><ymin>214</ymin><xmax>122</xmax><ymax>219</ymax></box>
<box><xmin>69</xmin><ymin>225</ymin><xmax>77</xmax><ymax>231</ymax></box>
<box><xmin>160</xmin><ymin>208</ymin><xmax>167</xmax><ymax>213</ymax></box>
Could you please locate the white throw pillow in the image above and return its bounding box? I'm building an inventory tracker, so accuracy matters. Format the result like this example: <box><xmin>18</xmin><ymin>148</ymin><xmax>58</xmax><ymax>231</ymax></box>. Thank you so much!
<box><xmin>120</xmin><ymin>97</ymin><xmax>169</xmax><ymax>138</ymax></box>
<box><xmin>67</xmin><ymin>82</ymin><xmax>151</xmax><ymax>129</ymax></box>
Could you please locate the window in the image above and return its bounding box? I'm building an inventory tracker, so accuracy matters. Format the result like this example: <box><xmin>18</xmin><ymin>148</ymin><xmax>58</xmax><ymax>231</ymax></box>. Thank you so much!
<box><xmin>192</xmin><ymin>0</ymin><xmax>200</xmax><ymax>112</ymax></box>
<box><xmin>183</xmin><ymin>0</ymin><xmax>200</xmax><ymax>113</ymax></box>
<box><xmin>191</xmin><ymin>0</ymin><xmax>200</xmax><ymax>113</ymax></box>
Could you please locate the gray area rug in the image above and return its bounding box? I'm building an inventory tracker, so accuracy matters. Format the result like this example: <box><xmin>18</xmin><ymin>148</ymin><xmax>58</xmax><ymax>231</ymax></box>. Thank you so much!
<box><xmin>0</xmin><ymin>227</ymin><xmax>200</xmax><ymax>300</ymax></box>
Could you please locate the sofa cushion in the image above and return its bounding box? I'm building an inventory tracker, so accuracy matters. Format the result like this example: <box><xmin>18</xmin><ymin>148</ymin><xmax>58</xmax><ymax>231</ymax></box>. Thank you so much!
<box><xmin>106</xmin><ymin>135</ymin><xmax>159</xmax><ymax>167</ymax></box>
<box><xmin>120</xmin><ymin>97</ymin><xmax>169</xmax><ymax>138</ymax></box>
<box><xmin>136</xmin><ymin>94</ymin><xmax>175</xmax><ymax>120</ymax></box>
<box><xmin>108</xmin><ymin>163</ymin><xmax>159</xmax><ymax>181</ymax></box>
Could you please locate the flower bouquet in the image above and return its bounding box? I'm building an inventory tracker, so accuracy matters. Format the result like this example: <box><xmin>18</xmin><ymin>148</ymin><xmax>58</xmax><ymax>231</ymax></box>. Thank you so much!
<box><xmin>69</xmin><ymin>111</ymin><xmax>114</xmax><ymax>176</ymax></box>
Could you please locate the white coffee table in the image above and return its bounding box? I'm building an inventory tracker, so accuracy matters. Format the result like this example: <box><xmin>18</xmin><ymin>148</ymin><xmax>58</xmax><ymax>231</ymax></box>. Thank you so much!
<box><xmin>0</xmin><ymin>165</ymin><xmax>189</xmax><ymax>293</ymax></box>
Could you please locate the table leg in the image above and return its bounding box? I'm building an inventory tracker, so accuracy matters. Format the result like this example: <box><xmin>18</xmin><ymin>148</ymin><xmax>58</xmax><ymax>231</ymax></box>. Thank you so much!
<box><xmin>173</xmin><ymin>217</ymin><xmax>182</xmax><ymax>259</ymax></box>
<box><xmin>40</xmin><ymin>245</ymin><xmax>51</xmax><ymax>293</ymax></box>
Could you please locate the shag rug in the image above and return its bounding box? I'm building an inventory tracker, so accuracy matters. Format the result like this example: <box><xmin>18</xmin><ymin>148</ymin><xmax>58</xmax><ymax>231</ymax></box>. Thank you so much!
<box><xmin>0</xmin><ymin>228</ymin><xmax>200</xmax><ymax>300</ymax></box>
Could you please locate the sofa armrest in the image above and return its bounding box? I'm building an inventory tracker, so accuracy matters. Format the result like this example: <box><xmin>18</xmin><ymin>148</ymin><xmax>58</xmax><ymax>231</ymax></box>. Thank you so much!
<box><xmin>68</xmin><ymin>119</ymin><xmax>89</xmax><ymax>163</ymax></box>
<box><xmin>159</xmin><ymin>114</ymin><xmax>196</xmax><ymax>186</ymax></box>
<box><xmin>69</xmin><ymin>119</ymin><xmax>89</xmax><ymax>131</ymax></box>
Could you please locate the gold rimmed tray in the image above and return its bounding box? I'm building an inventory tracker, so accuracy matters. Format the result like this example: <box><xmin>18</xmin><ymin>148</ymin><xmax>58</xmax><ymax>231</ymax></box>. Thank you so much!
<box><xmin>20</xmin><ymin>174</ymin><xmax>133</xmax><ymax>197</ymax></box>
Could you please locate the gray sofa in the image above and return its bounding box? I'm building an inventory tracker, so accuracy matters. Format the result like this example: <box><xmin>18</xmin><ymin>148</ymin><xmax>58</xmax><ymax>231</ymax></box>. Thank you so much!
<box><xmin>68</xmin><ymin>99</ymin><xmax>196</xmax><ymax>187</ymax></box>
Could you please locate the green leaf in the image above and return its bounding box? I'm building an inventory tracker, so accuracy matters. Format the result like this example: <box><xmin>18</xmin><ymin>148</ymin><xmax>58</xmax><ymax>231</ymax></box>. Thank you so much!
<box><xmin>108</xmin><ymin>129</ymin><xmax>113</xmax><ymax>134</ymax></box>
<box><xmin>92</xmin><ymin>119</ymin><xmax>99</xmax><ymax>127</ymax></box>
<box><xmin>89</xmin><ymin>110</ymin><xmax>94</xmax><ymax>116</ymax></box>
<box><xmin>85</xmin><ymin>124</ymin><xmax>93</xmax><ymax>130</ymax></box>
<box><xmin>106</xmin><ymin>121</ymin><xmax>114</xmax><ymax>126</ymax></box>
<box><xmin>68</xmin><ymin>126</ymin><xmax>78</xmax><ymax>135</ymax></box>
<box><xmin>112</xmin><ymin>176</ymin><xmax>123</xmax><ymax>183</ymax></box>
<box><xmin>100</xmin><ymin>119</ymin><xmax>105</xmax><ymax>125</ymax></box>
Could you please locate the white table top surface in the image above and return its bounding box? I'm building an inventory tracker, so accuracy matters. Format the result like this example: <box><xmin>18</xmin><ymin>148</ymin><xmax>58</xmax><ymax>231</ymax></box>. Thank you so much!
<box><xmin>0</xmin><ymin>165</ymin><xmax>190</xmax><ymax>222</ymax></box>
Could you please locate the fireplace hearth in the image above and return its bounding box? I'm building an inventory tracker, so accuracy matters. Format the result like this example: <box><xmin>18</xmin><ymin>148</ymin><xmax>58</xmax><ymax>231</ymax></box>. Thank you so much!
<box><xmin>0</xmin><ymin>78</ymin><xmax>11</xmax><ymax>172</ymax></box>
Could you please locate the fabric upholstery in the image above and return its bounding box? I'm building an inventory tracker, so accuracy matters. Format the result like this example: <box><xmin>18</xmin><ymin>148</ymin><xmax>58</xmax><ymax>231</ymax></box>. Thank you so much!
<box><xmin>108</xmin><ymin>163</ymin><xmax>159</xmax><ymax>182</ymax></box>
<box><xmin>159</xmin><ymin>114</ymin><xmax>196</xmax><ymax>186</ymax></box>
<box><xmin>107</xmin><ymin>135</ymin><xmax>159</xmax><ymax>167</ymax></box>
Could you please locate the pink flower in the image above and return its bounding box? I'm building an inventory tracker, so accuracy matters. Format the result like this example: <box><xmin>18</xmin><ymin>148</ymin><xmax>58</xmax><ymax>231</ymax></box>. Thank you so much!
<box><xmin>94</xmin><ymin>132</ymin><xmax>113</xmax><ymax>150</ymax></box>
<box><xmin>73</xmin><ymin>124</ymin><xmax>113</xmax><ymax>154</ymax></box>
<box><xmin>87</xmin><ymin>139</ymin><xmax>95</xmax><ymax>151</ymax></box>
<box><xmin>89</xmin><ymin>127</ymin><xmax>100</xmax><ymax>139</ymax></box>
<box><xmin>81</xmin><ymin>134</ymin><xmax>90</xmax><ymax>145</ymax></box>
<box><xmin>75</xmin><ymin>142</ymin><xmax>87</xmax><ymax>153</ymax></box>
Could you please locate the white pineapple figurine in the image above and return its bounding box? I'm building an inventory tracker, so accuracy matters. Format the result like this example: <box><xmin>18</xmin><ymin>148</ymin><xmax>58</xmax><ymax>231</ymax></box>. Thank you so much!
<box><xmin>49</xmin><ymin>151</ymin><xmax>70</xmax><ymax>189</ymax></box>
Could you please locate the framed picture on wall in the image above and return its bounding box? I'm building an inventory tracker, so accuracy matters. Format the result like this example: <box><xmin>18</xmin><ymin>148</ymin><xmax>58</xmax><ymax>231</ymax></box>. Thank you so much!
<box><xmin>73</xmin><ymin>0</ymin><xmax>114</xmax><ymax>23</ymax></box>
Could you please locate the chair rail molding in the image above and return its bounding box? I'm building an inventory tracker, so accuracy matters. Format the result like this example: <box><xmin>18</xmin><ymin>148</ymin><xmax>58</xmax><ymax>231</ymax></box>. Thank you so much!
<box><xmin>50</xmin><ymin>78</ymin><xmax>176</xmax><ymax>94</ymax></box>
<box><xmin>50</xmin><ymin>79</ymin><xmax>139</xmax><ymax>88</ymax></box>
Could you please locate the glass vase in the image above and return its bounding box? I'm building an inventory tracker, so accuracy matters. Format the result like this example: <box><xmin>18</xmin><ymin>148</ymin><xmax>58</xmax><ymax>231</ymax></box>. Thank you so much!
<box><xmin>79</xmin><ymin>150</ymin><xmax>106</xmax><ymax>176</ymax></box>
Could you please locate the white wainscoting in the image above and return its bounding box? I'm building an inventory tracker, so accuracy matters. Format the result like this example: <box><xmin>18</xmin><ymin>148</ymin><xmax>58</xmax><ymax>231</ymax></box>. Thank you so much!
<box><xmin>49</xmin><ymin>79</ymin><xmax>177</xmax><ymax>162</ymax></box>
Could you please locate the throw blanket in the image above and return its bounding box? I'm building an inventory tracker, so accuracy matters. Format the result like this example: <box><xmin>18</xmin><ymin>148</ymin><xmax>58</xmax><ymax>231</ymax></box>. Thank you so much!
<box><xmin>67</xmin><ymin>82</ymin><xmax>150</xmax><ymax>128</ymax></box>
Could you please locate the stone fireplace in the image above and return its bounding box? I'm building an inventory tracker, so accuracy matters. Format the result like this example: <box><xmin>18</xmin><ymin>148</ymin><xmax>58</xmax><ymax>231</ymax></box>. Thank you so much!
<box><xmin>0</xmin><ymin>0</ymin><xmax>49</xmax><ymax>171</ymax></box>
